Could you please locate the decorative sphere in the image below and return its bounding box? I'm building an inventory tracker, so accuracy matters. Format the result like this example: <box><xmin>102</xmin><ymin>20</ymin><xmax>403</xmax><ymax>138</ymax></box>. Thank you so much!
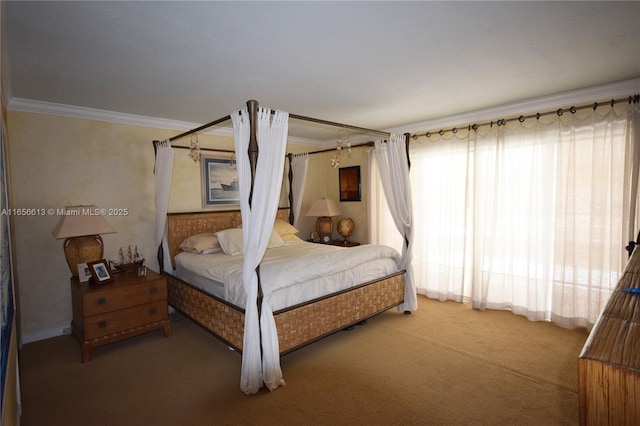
<box><xmin>337</xmin><ymin>218</ymin><xmax>355</xmax><ymax>238</ymax></box>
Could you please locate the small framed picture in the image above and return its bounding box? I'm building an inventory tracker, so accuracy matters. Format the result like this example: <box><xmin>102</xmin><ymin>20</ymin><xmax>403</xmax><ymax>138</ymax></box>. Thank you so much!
<box><xmin>77</xmin><ymin>263</ymin><xmax>92</xmax><ymax>283</ymax></box>
<box><xmin>87</xmin><ymin>259</ymin><xmax>113</xmax><ymax>285</ymax></box>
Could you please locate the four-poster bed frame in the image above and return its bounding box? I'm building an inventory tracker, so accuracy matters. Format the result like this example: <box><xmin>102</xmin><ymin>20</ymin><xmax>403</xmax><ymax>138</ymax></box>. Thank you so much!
<box><xmin>154</xmin><ymin>100</ymin><xmax>408</xmax><ymax>355</ymax></box>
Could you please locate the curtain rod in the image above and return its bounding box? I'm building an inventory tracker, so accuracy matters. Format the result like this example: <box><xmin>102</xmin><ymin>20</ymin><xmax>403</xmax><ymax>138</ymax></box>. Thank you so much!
<box><xmin>164</xmin><ymin>100</ymin><xmax>391</xmax><ymax>143</ymax></box>
<box><xmin>171</xmin><ymin>145</ymin><xmax>235</xmax><ymax>154</ymax></box>
<box><xmin>170</xmin><ymin>141</ymin><xmax>375</xmax><ymax>156</ymax></box>
<box><xmin>410</xmin><ymin>94</ymin><xmax>640</xmax><ymax>141</ymax></box>
<box><xmin>299</xmin><ymin>141</ymin><xmax>375</xmax><ymax>156</ymax></box>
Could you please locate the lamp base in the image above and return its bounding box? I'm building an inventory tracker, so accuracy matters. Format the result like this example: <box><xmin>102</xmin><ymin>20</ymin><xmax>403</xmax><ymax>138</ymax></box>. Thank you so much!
<box><xmin>63</xmin><ymin>235</ymin><xmax>104</xmax><ymax>277</ymax></box>
<box><xmin>316</xmin><ymin>216</ymin><xmax>334</xmax><ymax>244</ymax></box>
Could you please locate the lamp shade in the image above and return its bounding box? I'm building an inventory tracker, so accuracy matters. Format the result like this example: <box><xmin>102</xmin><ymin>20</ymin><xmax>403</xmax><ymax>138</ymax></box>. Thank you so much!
<box><xmin>305</xmin><ymin>198</ymin><xmax>341</xmax><ymax>217</ymax></box>
<box><xmin>52</xmin><ymin>206</ymin><xmax>116</xmax><ymax>277</ymax></box>
<box><xmin>52</xmin><ymin>206</ymin><xmax>116</xmax><ymax>239</ymax></box>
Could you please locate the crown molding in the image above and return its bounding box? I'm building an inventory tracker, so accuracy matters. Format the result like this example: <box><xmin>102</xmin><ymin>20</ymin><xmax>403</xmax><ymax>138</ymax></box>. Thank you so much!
<box><xmin>5</xmin><ymin>97</ymin><xmax>325</xmax><ymax>146</ymax></box>
<box><xmin>386</xmin><ymin>78</ymin><xmax>640</xmax><ymax>136</ymax></box>
<box><xmin>8</xmin><ymin>77</ymin><xmax>638</xmax><ymax>146</ymax></box>
<box><xmin>7</xmin><ymin>97</ymin><xmax>233</xmax><ymax>135</ymax></box>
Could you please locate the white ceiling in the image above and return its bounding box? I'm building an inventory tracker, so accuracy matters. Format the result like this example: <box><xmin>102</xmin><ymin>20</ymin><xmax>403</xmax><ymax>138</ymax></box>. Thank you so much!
<box><xmin>3</xmin><ymin>1</ymin><xmax>640</xmax><ymax>142</ymax></box>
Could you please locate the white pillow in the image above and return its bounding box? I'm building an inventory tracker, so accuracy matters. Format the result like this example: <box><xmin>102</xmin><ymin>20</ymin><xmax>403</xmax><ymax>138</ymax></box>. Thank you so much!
<box><xmin>180</xmin><ymin>233</ymin><xmax>220</xmax><ymax>254</ymax></box>
<box><xmin>200</xmin><ymin>247</ymin><xmax>223</xmax><ymax>255</ymax></box>
<box><xmin>216</xmin><ymin>228</ymin><xmax>284</xmax><ymax>256</ymax></box>
<box><xmin>215</xmin><ymin>229</ymin><xmax>244</xmax><ymax>255</ymax></box>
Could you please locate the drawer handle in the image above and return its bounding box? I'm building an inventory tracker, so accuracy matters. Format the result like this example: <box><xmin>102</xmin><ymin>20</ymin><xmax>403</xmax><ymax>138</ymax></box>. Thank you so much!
<box><xmin>98</xmin><ymin>297</ymin><xmax>106</xmax><ymax>305</ymax></box>
<box><xmin>98</xmin><ymin>320</ymin><xmax>107</xmax><ymax>328</ymax></box>
<box><xmin>150</xmin><ymin>308</ymin><xmax>158</xmax><ymax>315</ymax></box>
<box><xmin>150</xmin><ymin>287</ymin><xmax>158</xmax><ymax>294</ymax></box>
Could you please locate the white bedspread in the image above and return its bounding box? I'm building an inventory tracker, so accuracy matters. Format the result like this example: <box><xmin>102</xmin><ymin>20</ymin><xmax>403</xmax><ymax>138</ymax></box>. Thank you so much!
<box><xmin>174</xmin><ymin>241</ymin><xmax>400</xmax><ymax>311</ymax></box>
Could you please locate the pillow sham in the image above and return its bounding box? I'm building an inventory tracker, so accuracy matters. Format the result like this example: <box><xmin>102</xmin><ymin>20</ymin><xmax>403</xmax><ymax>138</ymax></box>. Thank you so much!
<box><xmin>273</xmin><ymin>219</ymin><xmax>300</xmax><ymax>237</ymax></box>
<box><xmin>281</xmin><ymin>234</ymin><xmax>304</xmax><ymax>242</ymax></box>
<box><xmin>216</xmin><ymin>228</ymin><xmax>284</xmax><ymax>256</ymax></box>
<box><xmin>180</xmin><ymin>233</ymin><xmax>220</xmax><ymax>254</ymax></box>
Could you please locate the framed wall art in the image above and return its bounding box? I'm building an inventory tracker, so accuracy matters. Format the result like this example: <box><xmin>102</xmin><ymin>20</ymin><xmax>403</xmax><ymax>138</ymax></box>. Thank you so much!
<box><xmin>339</xmin><ymin>166</ymin><xmax>361</xmax><ymax>202</ymax></box>
<box><xmin>201</xmin><ymin>154</ymin><xmax>240</xmax><ymax>207</ymax></box>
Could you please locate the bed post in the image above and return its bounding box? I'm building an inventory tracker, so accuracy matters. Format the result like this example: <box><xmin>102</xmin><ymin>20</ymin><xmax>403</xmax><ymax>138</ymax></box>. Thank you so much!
<box><xmin>287</xmin><ymin>153</ymin><xmax>294</xmax><ymax>224</ymax></box>
<box><xmin>247</xmin><ymin>100</ymin><xmax>259</xmax><ymax>206</ymax></box>
<box><xmin>246</xmin><ymin>100</ymin><xmax>265</xmax><ymax>325</ymax></box>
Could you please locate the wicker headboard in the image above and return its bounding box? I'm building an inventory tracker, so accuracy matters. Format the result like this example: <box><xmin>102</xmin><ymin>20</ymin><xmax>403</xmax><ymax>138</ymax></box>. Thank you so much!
<box><xmin>165</xmin><ymin>208</ymin><xmax>289</xmax><ymax>269</ymax></box>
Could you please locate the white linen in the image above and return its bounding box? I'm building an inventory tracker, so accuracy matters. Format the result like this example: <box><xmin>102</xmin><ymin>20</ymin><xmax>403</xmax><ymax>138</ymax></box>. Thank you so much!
<box><xmin>232</xmin><ymin>106</ymin><xmax>289</xmax><ymax>394</ymax></box>
<box><xmin>374</xmin><ymin>134</ymin><xmax>417</xmax><ymax>311</ymax></box>
<box><xmin>174</xmin><ymin>241</ymin><xmax>400</xmax><ymax>310</ymax></box>
<box><xmin>290</xmin><ymin>153</ymin><xmax>309</xmax><ymax>227</ymax></box>
<box><xmin>154</xmin><ymin>140</ymin><xmax>174</xmax><ymax>273</ymax></box>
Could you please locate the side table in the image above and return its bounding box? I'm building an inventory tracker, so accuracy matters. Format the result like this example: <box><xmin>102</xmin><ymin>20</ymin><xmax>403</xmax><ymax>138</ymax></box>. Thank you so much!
<box><xmin>70</xmin><ymin>269</ymin><xmax>171</xmax><ymax>362</ymax></box>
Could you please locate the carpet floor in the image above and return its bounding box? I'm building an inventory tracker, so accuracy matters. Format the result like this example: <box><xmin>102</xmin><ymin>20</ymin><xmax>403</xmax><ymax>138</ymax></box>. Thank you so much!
<box><xmin>18</xmin><ymin>296</ymin><xmax>589</xmax><ymax>426</ymax></box>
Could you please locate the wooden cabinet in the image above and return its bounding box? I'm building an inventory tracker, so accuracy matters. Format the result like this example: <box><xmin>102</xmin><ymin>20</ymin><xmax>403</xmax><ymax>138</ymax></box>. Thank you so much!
<box><xmin>70</xmin><ymin>269</ymin><xmax>171</xmax><ymax>362</ymax></box>
<box><xmin>578</xmin><ymin>249</ymin><xmax>640</xmax><ymax>425</ymax></box>
<box><xmin>330</xmin><ymin>240</ymin><xmax>360</xmax><ymax>247</ymax></box>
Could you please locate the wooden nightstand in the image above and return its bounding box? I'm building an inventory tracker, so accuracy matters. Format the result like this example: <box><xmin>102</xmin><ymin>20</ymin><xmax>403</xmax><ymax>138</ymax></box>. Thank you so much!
<box><xmin>330</xmin><ymin>240</ymin><xmax>360</xmax><ymax>247</ymax></box>
<box><xmin>70</xmin><ymin>269</ymin><xmax>171</xmax><ymax>362</ymax></box>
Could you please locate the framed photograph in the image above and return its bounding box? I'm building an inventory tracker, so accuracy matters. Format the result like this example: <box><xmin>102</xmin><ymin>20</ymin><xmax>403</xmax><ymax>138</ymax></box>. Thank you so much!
<box><xmin>201</xmin><ymin>154</ymin><xmax>240</xmax><ymax>207</ymax></box>
<box><xmin>77</xmin><ymin>263</ymin><xmax>92</xmax><ymax>283</ymax></box>
<box><xmin>339</xmin><ymin>166</ymin><xmax>361</xmax><ymax>202</ymax></box>
<box><xmin>87</xmin><ymin>259</ymin><xmax>113</xmax><ymax>285</ymax></box>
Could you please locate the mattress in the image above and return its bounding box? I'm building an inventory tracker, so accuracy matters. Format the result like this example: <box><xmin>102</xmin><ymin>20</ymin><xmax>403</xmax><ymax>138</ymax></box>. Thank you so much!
<box><xmin>174</xmin><ymin>240</ymin><xmax>400</xmax><ymax>311</ymax></box>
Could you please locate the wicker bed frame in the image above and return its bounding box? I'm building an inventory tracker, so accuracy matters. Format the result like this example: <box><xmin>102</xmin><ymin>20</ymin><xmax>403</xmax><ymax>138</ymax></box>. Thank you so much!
<box><xmin>161</xmin><ymin>208</ymin><xmax>406</xmax><ymax>355</ymax></box>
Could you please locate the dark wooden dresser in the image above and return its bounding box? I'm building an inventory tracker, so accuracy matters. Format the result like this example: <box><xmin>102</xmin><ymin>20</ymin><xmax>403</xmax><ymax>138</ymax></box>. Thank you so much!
<box><xmin>578</xmin><ymin>248</ymin><xmax>640</xmax><ymax>425</ymax></box>
<box><xmin>70</xmin><ymin>269</ymin><xmax>171</xmax><ymax>362</ymax></box>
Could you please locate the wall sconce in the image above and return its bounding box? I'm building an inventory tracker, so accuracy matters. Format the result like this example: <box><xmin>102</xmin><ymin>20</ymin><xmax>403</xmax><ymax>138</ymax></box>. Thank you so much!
<box><xmin>52</xmin><ymin>206</ymin><xmax>116</xmax><ymax>277</ymax></box>
<box><xmin>306</xmin><ymin>198</ymin><xmax>341</xmax><ymax>244</ymax></box>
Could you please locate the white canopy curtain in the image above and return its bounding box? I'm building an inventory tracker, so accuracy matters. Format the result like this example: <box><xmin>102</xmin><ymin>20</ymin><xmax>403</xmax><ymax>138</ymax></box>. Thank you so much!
<box><xmin>373</xmin><ymin>134</ymin><xmax>417</xmax><ymax>312</ymax></box>
<box><xmin>231</xmin><ymin>106</ymin><xmax>289</xmax><ymax>395</ymax></box>
<box><xmin>371</xmin><ymin>101</ymin><xmax>639</xmax><ymax>329</ymax></box>
<box><xmin>289</xmin><ymin>153</ymin><xmax>309</xmax><ymax>228</ymax></box>
<box><xmin>154</xmin><ymin>140</ymin><xmax>174</xmax><ymax>273</ymax></box>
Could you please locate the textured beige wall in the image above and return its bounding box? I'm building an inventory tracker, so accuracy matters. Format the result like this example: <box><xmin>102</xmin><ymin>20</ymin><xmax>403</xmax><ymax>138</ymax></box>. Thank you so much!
<box><xmin>297</xmin><ymin>146</ymin><xmax>370</xmax><ymax>244</ymax></box>
<box><xmin>6</xmin><ymin>111</ymin><xmax>177</xmax><ymax>339</ymax></box>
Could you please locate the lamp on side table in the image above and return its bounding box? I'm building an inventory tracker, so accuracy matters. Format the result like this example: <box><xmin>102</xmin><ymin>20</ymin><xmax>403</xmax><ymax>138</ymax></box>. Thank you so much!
<box><xmin>306</xmin><ymin>198</ymin><xmax>341</xmax><ymax>244</ymax></box>
<box><xmin>52</xmin><ymin>205</ymin><xmax>116</xmax><ymax>277</ymax></box>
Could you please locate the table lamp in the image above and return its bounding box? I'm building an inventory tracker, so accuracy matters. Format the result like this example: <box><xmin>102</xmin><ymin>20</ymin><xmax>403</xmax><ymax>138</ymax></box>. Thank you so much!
<box><xmin>52</xmin><ymin>205</ymin><xmax>116</xmax><ymax>277</ymax></box>
<box><xmin>306</xmin><ymin>198</ymin><xmax>341</xmax><ymax>244</ymax></box>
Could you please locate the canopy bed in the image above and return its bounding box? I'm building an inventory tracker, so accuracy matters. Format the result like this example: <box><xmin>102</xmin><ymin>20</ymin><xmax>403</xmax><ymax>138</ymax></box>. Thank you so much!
<box><xmin>153</xmin><ymin>100</ymin><xmax>416</xmax><ymax>394</ymax></box>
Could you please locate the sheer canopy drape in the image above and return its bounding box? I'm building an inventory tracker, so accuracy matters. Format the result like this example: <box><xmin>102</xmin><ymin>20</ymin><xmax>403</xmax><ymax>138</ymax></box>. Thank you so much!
<box><xmin>370</xmin><ymin>102</ymin><xmax>639</xmax><ymax>328</ymax></box>
<box><xmin>373</xmin><ymin>134</ymin><xmax>417</xmax><ymax>311</ymax></box>
<box><xmin>289</xmin><ymin>153</ymin><xmax>309</xmax><ymax>228</ymax></box>
<box><xmin>154</xmin><ymin>140</ymin><xmax>174</xmax><ymax>273</ymax></box>
<box><xmin>232</xmin><ymin>106</ymin><xmax>289</xmax><ymax>395</ymax></box>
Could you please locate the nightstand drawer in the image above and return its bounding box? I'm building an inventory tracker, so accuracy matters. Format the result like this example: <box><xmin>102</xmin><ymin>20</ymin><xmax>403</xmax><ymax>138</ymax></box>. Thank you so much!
<box><xmin>83</xmin><ymin>300</ymin><xmax>168</xmax><ymax>340</ymax></box>
<box><xmin>82</xmin><ymin>278</ymin><xmax>167</xmax><ymax>316</ymax></box>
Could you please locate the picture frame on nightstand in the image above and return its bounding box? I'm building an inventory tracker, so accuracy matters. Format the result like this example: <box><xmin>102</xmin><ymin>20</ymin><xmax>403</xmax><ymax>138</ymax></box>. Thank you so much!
<box><xmin>77</xmin><ymin>262</ymin><xmax>92</xmax><ymax>283</ymax></box>
<box><xmin>87</xmin><ymin>259</ymin><xmax>113</xmax><ymax>285</ymax></box>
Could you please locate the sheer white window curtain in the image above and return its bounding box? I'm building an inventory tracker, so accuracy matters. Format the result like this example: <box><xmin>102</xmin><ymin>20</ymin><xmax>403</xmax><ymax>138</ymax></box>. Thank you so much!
<box><xmin>370</xmin><ymin>102</ymin><xmax>639</xmax><ymax>329</ymax></box>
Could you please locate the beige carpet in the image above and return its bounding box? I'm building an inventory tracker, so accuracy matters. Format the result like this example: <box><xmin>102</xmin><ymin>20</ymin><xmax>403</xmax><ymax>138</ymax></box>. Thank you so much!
<box><xmin>18</xmin><ymin>296</ymin><xmax>588</xmax><ymax>425</ymax></box>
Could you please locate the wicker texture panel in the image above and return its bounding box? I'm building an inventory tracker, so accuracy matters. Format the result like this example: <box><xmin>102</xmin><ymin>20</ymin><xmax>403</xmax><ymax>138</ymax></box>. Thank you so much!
<box><xmin>579</xmin><ymin>249</ymin><xmax>640</xmax><ymax>425</ymax></box>
<box><xmin>275</xmin><ymin>273</ymin><xmax>405</xmax><ymax>353</ymax></box>
<box><xmin>167</xmin><ymin>272</ymin><xmax>405</xmax><ymax>354</ymax></box>
<box><xmin>167</xmin><ymin>275</ymin><xmax>245</xmax><ymax>350</ymax></box>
